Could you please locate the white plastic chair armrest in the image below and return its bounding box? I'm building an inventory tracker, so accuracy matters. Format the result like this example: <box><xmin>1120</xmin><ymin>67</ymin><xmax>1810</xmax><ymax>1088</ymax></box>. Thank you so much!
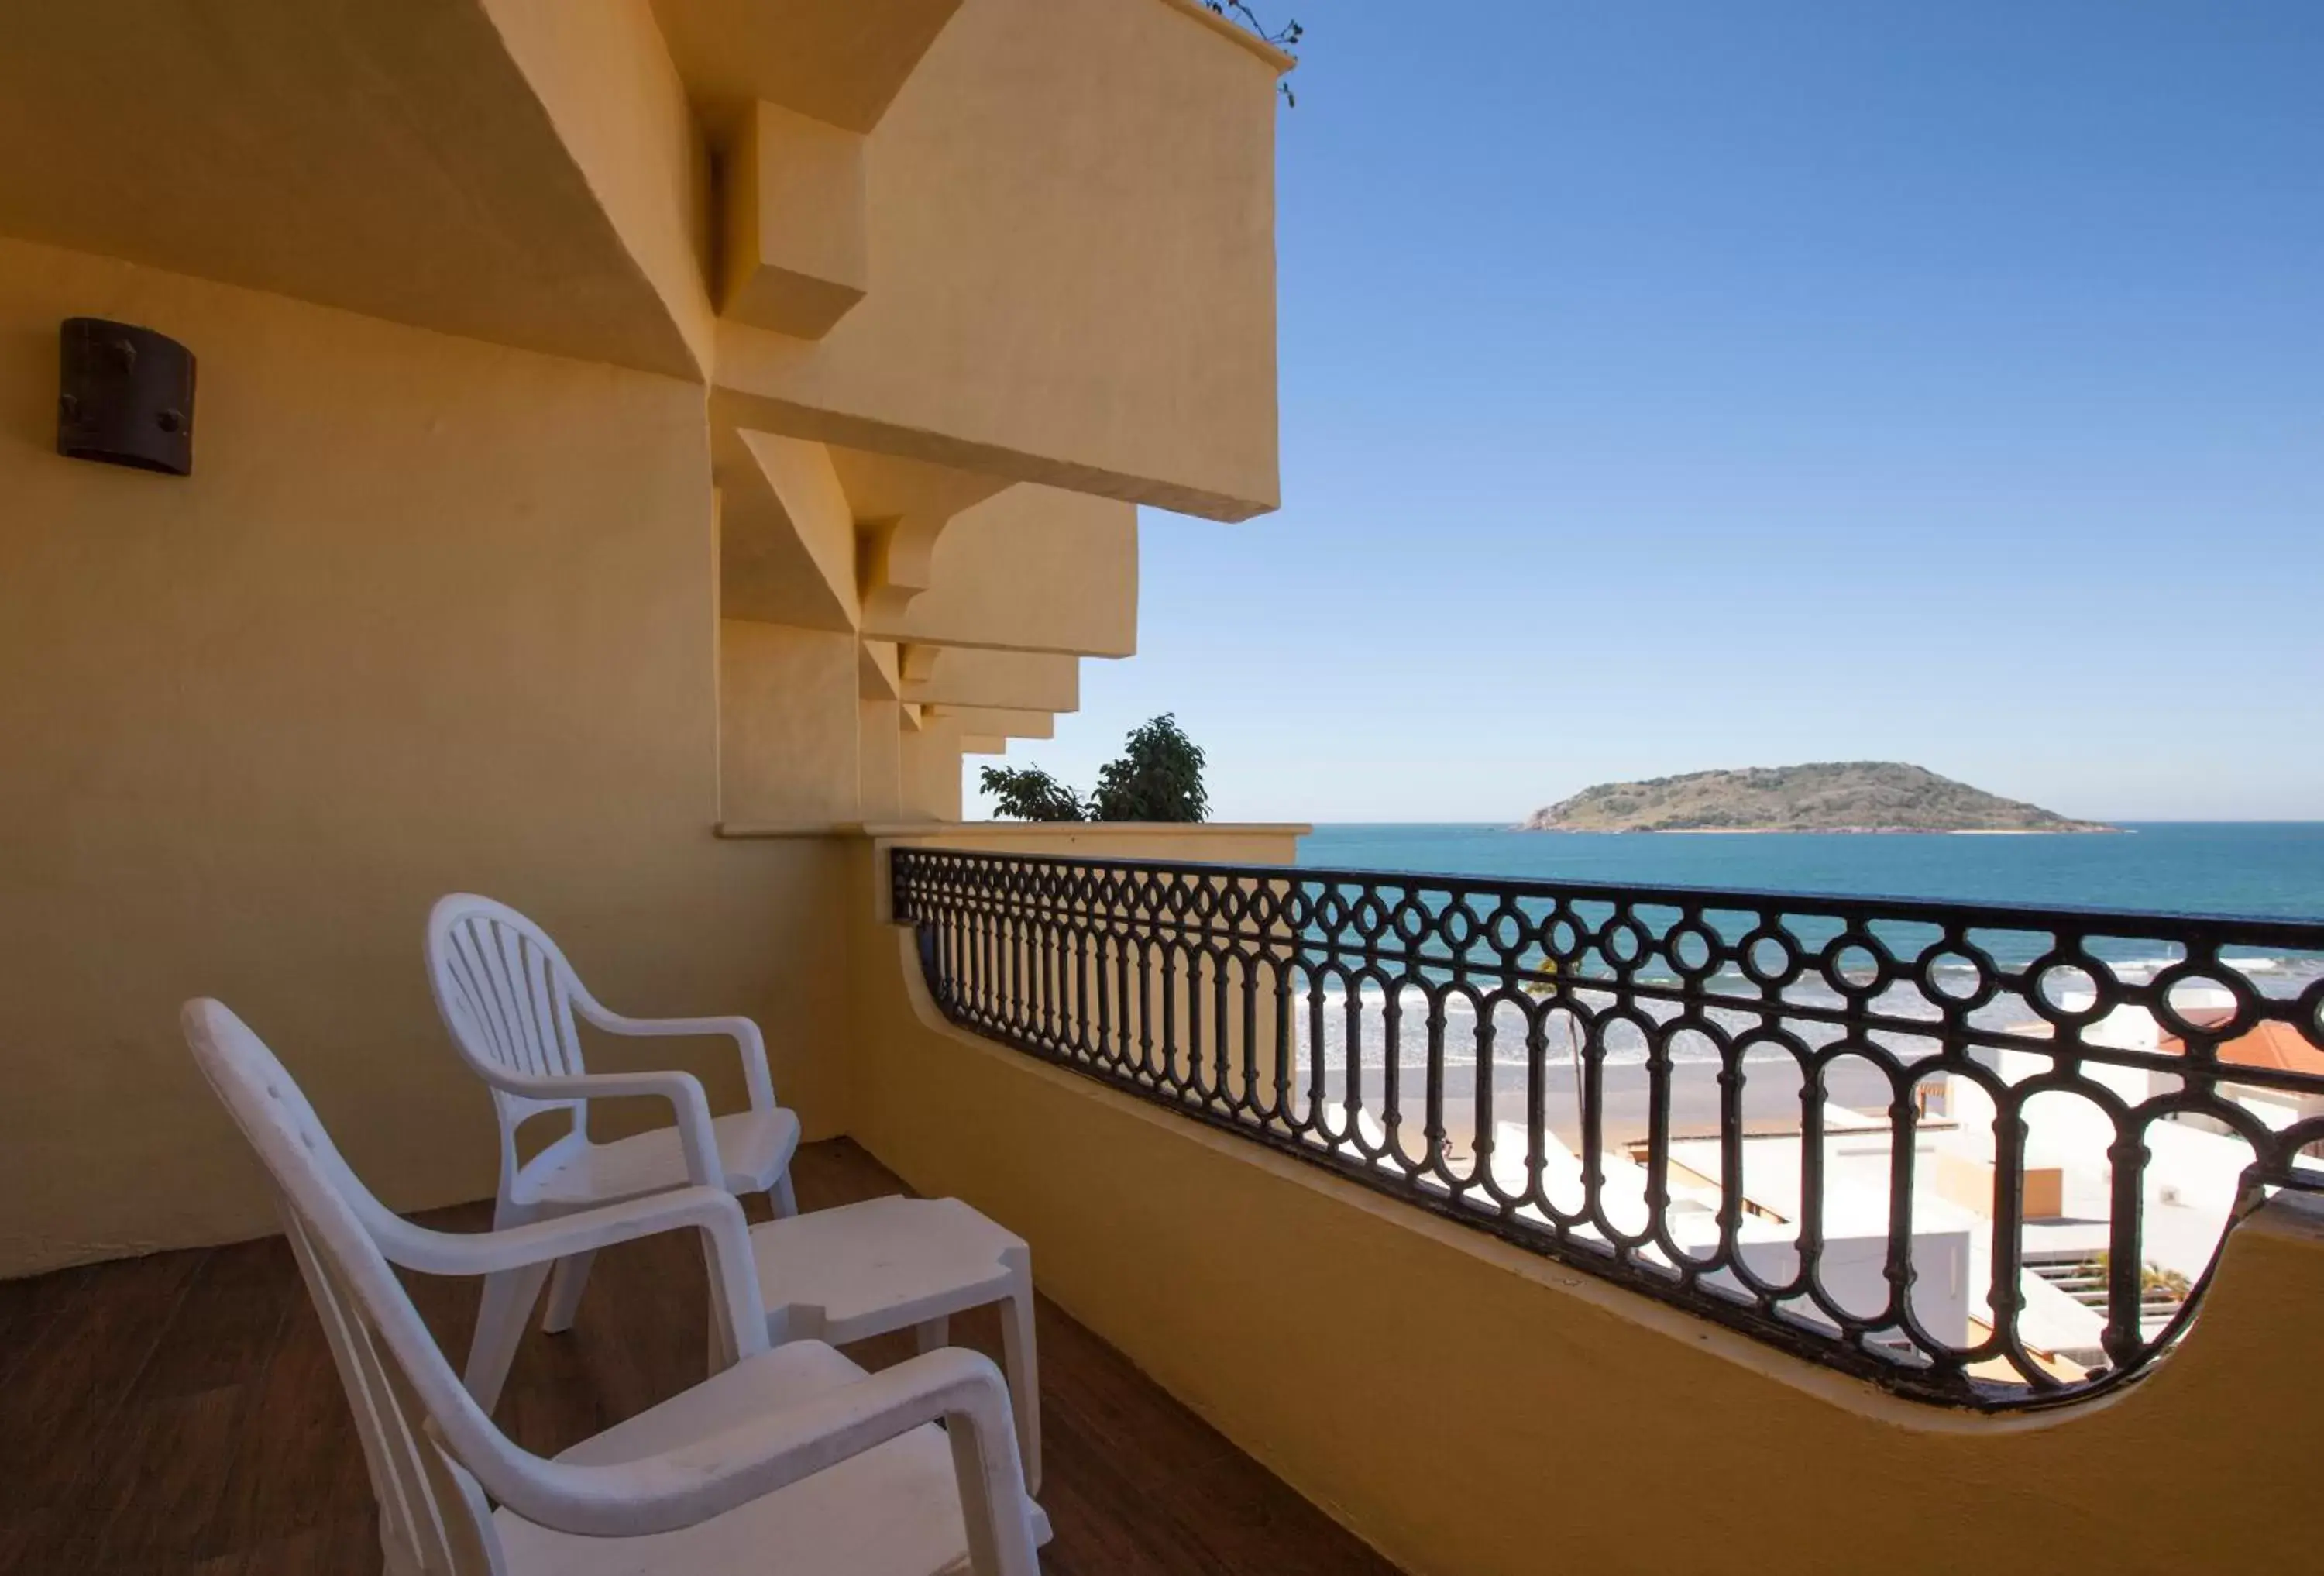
<box><xmin>572</xmin><ymin>996</ymin><xmax>779</xmax><ymax>1113</ymax></box>
<box><xmin>365</xmin><ymin>1187</ymin><xmax>769</xmax><ymax>1364</ymax></box>
<box><xmin>479</xmin><ymin>1346</ymin><xmax>1038</xmax><ymax>1572</ymax></box>
<box><xmin>486</xmin><ymin>1066</ymin><xmax>724</xmax><ymax>1187</ymax></box>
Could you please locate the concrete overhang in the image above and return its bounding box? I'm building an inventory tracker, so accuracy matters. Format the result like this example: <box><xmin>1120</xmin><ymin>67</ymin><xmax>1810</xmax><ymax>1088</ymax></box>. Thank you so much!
<box><xmin>649</xmin><ymin>0</ymin><xmax>964</xmax><ymax>135</ymax></box>
<box><xmin>705</xmin><ymin>0</ymin><xmax>1286</xmax><ymax>522</ymax></box>
<box><xmin>925</xmin><ymin>707</ymin><xmax>1055</xmax><ymax>742</ymax></box>
<box><xmin>858</xmin><ymin>640</ymin><xmax>904</xmax><ymax>702</ymax></box>
<box><xmin>861</xmin><ymin>487</ymin><xmax>1136</xmax><ymax>657</ymax></box>
<box><xmin>717</xmin><ymin>419</ymin><xmax>1030</xmax><ymax>633</ymax></box>
<box><xmin>0</xmin><ymin>0</ymin><xmax>709</xmax><ymax>380</ymax></box>
<box><xmin>900</xmin><ymin>649</ymin><xmax>1081</xmax><ymax>714</ymax></box>
<box><xmin>716</xmin><ymin>420</ymin><xmax>1132</xmax><ymax>662</ymax></box>
<box><xmin>830</xmin><ymin>447</ymin><xmax>1013</xmax><ymax>624</ymax></box>
<box><xmin>716</xmin><ymin>429</ymin><xmax>859</xmax><ymax>631</ymax></box>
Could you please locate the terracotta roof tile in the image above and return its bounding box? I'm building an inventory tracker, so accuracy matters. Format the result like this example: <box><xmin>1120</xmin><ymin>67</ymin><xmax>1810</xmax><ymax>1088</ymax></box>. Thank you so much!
<box><xmin>2160</xmin><ymin>1018</ymin><xmax>2324</xmax><ymax>1079</ymax></box>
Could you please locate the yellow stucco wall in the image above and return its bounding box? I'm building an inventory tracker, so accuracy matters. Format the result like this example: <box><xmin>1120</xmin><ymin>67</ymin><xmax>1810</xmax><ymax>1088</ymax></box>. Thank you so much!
<box><xmin>846</xmin><ymin>832</ymin><xmax>2324</xmax><ymax>1576</ymax></box>
<box><xmin>897</xmin><ymin>717</ymin><xmax>970</xmax><ymax>822</ymax></box>
<box><xmin>0</xmin><ymin>236</ymin><xmax>854</xmax><ymax>1273</ymax></box>
<box><xmin>0</xmin><ymin>0</ymin><xmax>1284</xmax><ymax>1285</ymax></box>
<box><xmin>717</xmin><ymin>621</ymin><xmax>863</xmax><ymax>826</ymax></box>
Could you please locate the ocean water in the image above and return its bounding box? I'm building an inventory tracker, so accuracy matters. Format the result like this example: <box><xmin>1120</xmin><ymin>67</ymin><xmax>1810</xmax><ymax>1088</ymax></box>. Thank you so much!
<box><xmin>1274</xmin><ymin>823</ymin><xmax>2324</xmax><ymax>1096</ymax></box>
<box><xmin>1296</xmin><ymin>822</ymin><xmax>2324</xmax><ymax>922</ymax></box>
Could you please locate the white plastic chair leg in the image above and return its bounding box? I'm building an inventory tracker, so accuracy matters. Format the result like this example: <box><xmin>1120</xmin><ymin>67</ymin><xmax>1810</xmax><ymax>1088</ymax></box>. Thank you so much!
<box><xmin>465</xmin><ymin>1259</ymin><xmax>553</xmax><ymax>1413</ymax></box>
<box><xmin>706</xmin><ymin>1282</ymin><xmax>734</xmax><ymax>1376</ymax></box>
<box><xmin>772</xmin><ymin>1172</ymin><xmax>798</xmax><ymax>1218</ymax></box>
<box><xmin>999</xmin><ymin>1275</ymin><xmax>1042</xmax><ymax>1495</ymax></box>
<box><xmin>540</xmin><ymin>1249</ymin><xmax>596</xmax><ymax>1333</ymax></box>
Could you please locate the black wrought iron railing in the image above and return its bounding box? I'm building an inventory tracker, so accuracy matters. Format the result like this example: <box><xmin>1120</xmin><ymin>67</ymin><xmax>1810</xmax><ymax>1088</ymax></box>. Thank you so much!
<box><xmin>891</xmin><ymin>845</ymin><xmax>2324</xmax><ymax>1408</ymax></box>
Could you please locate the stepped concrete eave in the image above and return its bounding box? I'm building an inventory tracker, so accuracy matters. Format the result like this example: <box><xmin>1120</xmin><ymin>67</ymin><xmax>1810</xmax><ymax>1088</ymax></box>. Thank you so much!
<box><xmin>702</xmin><ymin>0</ymin><xmax>1284</xmax><ymax>523</ymax></box>
<box><xmin>900</xmin><ymin>649</ymin><xmax>1083</xmax><ymax>714</ymax></box>
<box><xmin>716</xmin><ymin>418</ymin><xmax>1138</xmax><ymax>664</ymax></box>
<box><xmin>650</xmin><ymin>0</ymin><xmax>965</xmax><ymax>134</ymax></box>
<box><xmin>716</xmin><ymin>428</ymin><xmax>861</xmax><ymax>632</ymax></box>
<box><xmin>861</xmin><ymin>486</ymin><xmax>1138</xmax><ymax>657</ymax></box>
<box><xmin>0</xmin><ymin>0</ymin><xmax>708</xmax><ymax>380</ymax></box>
<box><xmin>923</xmin><ymin>706</ymin><xmax>1054</xmax><ymax>742</ymax></box>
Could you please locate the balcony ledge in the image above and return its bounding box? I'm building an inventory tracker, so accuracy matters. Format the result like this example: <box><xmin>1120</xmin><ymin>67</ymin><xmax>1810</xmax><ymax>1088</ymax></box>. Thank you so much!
<box><xmin>716</xmin><ymin>820</ymin><xmax>1312</xmax><ymax>841</ymax></box>
<box><xmin>1150</xmin><ymin>0</ymin><xmax>1301</xmax><ymax>74</ymax></box>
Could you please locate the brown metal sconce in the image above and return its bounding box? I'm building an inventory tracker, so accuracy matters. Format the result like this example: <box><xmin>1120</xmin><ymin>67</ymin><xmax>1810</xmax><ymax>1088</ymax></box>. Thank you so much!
<box><xmin>57</xmin><ymin>318</ymin><xmax>196</xmax><ymax>476</ymax></box>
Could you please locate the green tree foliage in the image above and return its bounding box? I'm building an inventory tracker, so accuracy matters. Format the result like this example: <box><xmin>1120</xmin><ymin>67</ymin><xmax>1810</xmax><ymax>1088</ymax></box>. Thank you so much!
<box><xmin>1092</xmin><ymin>714</ymin><xmax>1208</xmax><ymax>823</ymax></box>
<box><xmin>976</xmin><ymin>766</ymin><xmax>1088</xmax><ymax>823</ymax></box>
<box><xmin>978</xmin><ymin>714</ymin><xmax>1210</xmax><ymax>824</ymax></box>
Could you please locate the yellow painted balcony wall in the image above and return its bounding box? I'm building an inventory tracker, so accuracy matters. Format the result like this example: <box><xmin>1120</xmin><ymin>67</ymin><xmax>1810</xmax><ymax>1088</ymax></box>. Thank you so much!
<box><xmin>844</xmin><ymin>830</ymin><xmax>2324</xmax><ymax>1576</ymax></box>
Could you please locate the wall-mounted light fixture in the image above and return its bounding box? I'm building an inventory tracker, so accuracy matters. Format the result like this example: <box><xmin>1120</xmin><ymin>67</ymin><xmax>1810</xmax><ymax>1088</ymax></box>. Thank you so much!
<box><xmin>57</xmin><ymin>318</ymin><xmax>195</xmax><ymax>476</ymax></box>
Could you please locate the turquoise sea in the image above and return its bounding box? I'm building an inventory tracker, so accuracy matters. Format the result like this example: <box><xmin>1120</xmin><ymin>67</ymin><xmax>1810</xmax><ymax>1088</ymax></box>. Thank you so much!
<box><xmin>1284</xmin><ymin>824</ymin><xmax>2324</xmax><ymax>1126</ymax></box>
<box><xmin>1294</xmin><ymin>822</ymin><xmax>2324</xmax><ymax>1001</ymax></box>
<box><xmin>1297</xmin><ymin>822</ymin><xmax>2324</xmax><ymax>923</ymax></box>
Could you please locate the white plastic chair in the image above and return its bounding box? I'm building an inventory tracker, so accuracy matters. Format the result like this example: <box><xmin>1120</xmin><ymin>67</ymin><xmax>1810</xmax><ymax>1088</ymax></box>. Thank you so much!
<box><xmin>180</xmin><ymin>998</ymin><xmax>1045</xmax><ymax>1576</ymax></box>
<box><xmin>431</xmin><ymin>895</ymin><xmax>1044</xmax><ymax>1491</ymax></box>
<box><xmin>426</xmin><ymin>893</ymin><xmax>803</xmax><ymax>1406</ymax></box>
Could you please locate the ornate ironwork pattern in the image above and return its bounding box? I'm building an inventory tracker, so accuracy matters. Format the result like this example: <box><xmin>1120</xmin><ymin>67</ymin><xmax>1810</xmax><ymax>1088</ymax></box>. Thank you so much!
<box><xmin>891</xmin><ymin>846</ymin><xmax>2324</xmax><ymax>1408</ymax></box>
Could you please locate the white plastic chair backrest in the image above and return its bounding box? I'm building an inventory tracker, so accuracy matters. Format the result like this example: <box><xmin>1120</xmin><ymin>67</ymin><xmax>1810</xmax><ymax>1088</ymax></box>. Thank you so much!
<box><xmin>427</xmin><ymin>895</ymin><xmax>594</xmax><ymax>1168</ymax></box>
<box><xmin>183</xmin><ymin>999</ymin><xmax>535</xmax><ymax>1575</ymax></box>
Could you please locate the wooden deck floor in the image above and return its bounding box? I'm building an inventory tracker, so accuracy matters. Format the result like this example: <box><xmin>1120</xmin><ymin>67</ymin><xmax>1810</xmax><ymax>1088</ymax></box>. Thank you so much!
<box><xmin>0</xmin><ymin>1138</ymin><xmax>1404</xmax><ymax>1574</ymax></box>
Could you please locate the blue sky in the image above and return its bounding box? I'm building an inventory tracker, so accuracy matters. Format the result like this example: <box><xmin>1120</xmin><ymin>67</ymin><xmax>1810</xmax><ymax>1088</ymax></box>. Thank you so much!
<box><xmin>969</xmin><ymin>1</ymin><xmax>2323</xmax><ymax>824</ymax></box>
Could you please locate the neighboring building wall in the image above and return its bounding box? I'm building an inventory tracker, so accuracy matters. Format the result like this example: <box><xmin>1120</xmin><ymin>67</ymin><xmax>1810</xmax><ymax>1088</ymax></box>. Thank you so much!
<box><xmin>0</xmin><ymin>237</ymin><xmax>850</xmax><ymax>1273</ymax></box>
<box><xmin>845</xmin><ymin>828</ymin><xmax>2324</xmax><ymax>1576</ymax></box>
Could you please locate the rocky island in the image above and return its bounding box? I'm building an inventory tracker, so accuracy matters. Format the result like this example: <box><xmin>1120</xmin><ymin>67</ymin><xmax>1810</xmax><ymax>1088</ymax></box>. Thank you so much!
<box><xmin>1521</xmin><ymin>762</ymin><xmax>2116</xmax><ymax>834</ymax></box>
